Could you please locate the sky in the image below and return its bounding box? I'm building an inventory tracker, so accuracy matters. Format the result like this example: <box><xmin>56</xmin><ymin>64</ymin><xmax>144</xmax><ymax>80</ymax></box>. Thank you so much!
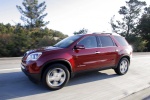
<box><xmin>0</xmin><ymin>0</ymin><xmax>150</xmax><ymax>36</ymax></box>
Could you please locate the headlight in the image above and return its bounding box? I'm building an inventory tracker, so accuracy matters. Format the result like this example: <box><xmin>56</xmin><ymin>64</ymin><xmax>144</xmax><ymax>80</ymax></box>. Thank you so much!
<box><xmin>26</xmin><ymin>52</ymin><xmax>42</xmax><ymax>61</ymax></box>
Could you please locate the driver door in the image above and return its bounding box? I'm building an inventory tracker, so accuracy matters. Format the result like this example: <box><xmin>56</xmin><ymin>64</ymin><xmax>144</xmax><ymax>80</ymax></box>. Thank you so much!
<box><xmin>73</xmin><ymin>36</ymin><xmax>100</xmax><ymax>72</ymax></box>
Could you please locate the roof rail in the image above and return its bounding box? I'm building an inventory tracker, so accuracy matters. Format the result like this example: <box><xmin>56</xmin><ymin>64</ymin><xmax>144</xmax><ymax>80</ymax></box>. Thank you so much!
<box><xmin>92</xmin><ymin>32</ymin><xmax>112</xmax><ymax>35</ymax></box>
<box><xmin>101</xmin><ymin>33</ymin><xmax>112</xmax><ymax>35</ymax></box>
<box><xmin>92</xmin><ymin>32</ymin><xmax>120</xmax><ymax>36</ymax></box>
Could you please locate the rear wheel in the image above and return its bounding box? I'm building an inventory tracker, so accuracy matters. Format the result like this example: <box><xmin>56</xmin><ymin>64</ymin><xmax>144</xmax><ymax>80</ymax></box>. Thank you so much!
<box><xmin>114</xmin><ymin>58</ymin><xmax>129</xmax><ymax>75</ymax></box>
<box><xmin>43</xmin><ymin>64</ymin><xmax>70</xmax><ymax>90</ymax></box>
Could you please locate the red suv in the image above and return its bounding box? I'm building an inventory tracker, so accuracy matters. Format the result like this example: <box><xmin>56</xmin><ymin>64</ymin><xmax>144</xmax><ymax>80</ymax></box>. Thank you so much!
<box><xmin>21</xmin><ymin>33</ymin><xmax>132</xmax><ymax>90</ymax></box>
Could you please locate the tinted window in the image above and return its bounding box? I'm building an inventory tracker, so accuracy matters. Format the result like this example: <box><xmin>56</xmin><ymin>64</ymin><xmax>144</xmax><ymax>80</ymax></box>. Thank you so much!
<box><xmin>54</xmin><ymin>35</ymin><xmax>82</xmax><ymax>48</ymax></box>
<box><xmin>99</xmin><ymin>36</ymin><xmax>114</xmax><ymax>47</ymax></box>
<box><xmin>78</xmin><ymin>36</ymin><xmax>97</xmax><ymax>48</ymax></box>
<box><xmin>114</xmin><ymin>36</ymin><xmax>128</xmax><ymax>46</ymax></box>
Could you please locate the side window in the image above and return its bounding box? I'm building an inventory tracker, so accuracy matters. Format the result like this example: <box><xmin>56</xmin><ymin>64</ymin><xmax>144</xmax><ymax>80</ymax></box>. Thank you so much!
<box><xmin>99</xmin><ymin>36</ymin><xmax>114</xmax><ymax>47</ymax></box>
<box><xmin>78</xmin><ymin>36</ymin><xmax>97</xmax><ymax>48</ymax></box>
<box><xmin>114</xmin><ymin>36</ymin><xmax>128</xmax><ymax>46</ymax></box>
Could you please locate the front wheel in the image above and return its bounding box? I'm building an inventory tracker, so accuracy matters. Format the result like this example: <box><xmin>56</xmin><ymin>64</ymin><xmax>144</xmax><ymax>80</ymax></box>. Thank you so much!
<box><xmin>114</xmin><ymin>58</ymin><xmax>129</xmax><ymax>75</ymax></box>
<box><xmin>42</xmin><ymin>64</ymin><xmax>70</xmax><ymax>90</ymax></box>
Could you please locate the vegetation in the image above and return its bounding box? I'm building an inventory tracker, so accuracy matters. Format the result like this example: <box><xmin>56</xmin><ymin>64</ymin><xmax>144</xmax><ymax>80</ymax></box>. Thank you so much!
<box><xmin>111</xmin><ymin>0</ymin><xmax>150</xmax><ymax>52</ymax></box>
<box><xmin>111</xmin><ymin>0</ymin><xmax>146</xmax><ymax>36</ymax></box>
<box><xmin>137</xmin><ymin>6</ymin><xmax>150</xmax><ymax>51</ymax></box>
<box><xmin>16</xmin><ymin>0</ymin><xmax>49</xmax><ymax>29</ymax></box>
<box><xmin>73</xmin><ymin>28</ymin><xmax>88</xmax><ymax>35</ymax></box>
<box><xmin>0</xmin><ymin>0</ymin><xmax>67</xmax><ymax>57</ymax></box>
<box><xmin>0</xmin><ymin>23</ymin><xmax>67</xmax><ymax>57</ymax></box>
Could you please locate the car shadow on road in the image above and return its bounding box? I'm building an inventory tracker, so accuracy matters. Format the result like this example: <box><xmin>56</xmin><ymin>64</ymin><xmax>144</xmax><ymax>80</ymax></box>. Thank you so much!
<box><xmin>143</xmin><ymin>95</ymin><xmax>150</xmax><ymax>100</ymax></box>
<box><xmin>68</xmin><ymin>71</ymin><xmax>118</xmax><ymax>86</ymax></box>
<box><xmin>0</xmin><ymin>70</ymin><xmax>118</xmax><ymax>100</ymax></box>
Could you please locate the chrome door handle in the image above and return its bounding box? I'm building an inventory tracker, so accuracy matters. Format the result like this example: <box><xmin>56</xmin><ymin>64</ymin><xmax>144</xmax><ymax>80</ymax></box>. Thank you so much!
<box><xmin>116</xmin><ymin>49</ymin><xmax>119</xmax><ymax>52</ymax></box>
<box><xmin>95</xmin><ymin>51</ymin><xmax>100</xmax><ymax>54</ymax></box>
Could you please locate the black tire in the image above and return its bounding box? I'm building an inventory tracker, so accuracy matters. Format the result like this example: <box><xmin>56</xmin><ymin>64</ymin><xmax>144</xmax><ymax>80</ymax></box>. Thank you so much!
<box><xmin>114</xmin><ymin>58</ymin><xmax>129</xmax><ymax>75</ymax></box>
<box><xmin>42</xmin><ymin>64</ymin><xmax>70</xmax><ymax>90</ymax></box>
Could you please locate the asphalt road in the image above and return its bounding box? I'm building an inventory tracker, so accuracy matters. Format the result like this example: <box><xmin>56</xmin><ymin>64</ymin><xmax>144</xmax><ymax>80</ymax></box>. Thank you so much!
<box><xmin>0</xmin><ymin>53</ymin><xmax>150</xmax><ymax>100</ymax></box>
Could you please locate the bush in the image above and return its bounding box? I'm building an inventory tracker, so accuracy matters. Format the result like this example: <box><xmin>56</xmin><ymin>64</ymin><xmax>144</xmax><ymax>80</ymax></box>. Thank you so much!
<box><xmin>0</xmin><ymin>23</ymin><xmax>67</xmax><ymax>57</ymax></box>
<box><xmin>126</xmin><ymin>34</ymin><xmax>147</xmax><ymax>52</ymax></box>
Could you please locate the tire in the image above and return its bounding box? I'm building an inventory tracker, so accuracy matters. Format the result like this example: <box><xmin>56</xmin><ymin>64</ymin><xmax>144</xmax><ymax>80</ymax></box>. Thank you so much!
<box><xmin>114</xmin><ymin>58</ymin><xmax>129</xmax><ymax>75</ymax></box>
<box><xmin>42</xmin><ymin>64</ymin><xmax>70</xmax><ymax>90</ymax></box>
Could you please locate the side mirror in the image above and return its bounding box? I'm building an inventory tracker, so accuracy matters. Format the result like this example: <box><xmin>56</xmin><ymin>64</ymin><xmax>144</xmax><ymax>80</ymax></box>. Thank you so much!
<box><xmin>74</xmin><ymin>45</ymin><xmax>85</xmax><ymax>49</ymax></box>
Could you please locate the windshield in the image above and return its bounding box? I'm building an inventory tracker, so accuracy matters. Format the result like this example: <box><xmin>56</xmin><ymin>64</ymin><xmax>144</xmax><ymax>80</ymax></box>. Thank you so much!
<box><xmin>54</xmin><ymin>35</ymin><xmax>82</xmax><ymax>48</ymax></box>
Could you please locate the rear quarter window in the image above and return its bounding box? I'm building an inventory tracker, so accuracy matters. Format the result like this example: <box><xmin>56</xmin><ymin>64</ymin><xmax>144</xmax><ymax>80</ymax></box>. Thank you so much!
<box><xmin>114</xmin><ymin>36</ymin><xmax>129</xmax><ymax>46</ymax></box>
<box><xmin>99</xmin><ymin>36</ymin><xmax>115</xmax><ymax>47</ymax></box>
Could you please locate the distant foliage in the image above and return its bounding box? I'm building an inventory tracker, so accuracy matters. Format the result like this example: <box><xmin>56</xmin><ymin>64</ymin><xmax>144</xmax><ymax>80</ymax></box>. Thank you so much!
<box><xmin>111</xmin><ymin>0</ymin><xmax>146</xmax><ymax>37</ymax></box>
<box><xmin>73</xmin><ymin>28</ymin><xmax>88</xmax><ymax>35</ymax></box>
<box><xmin>137</xmin><ymin>6</ymin><xmax>150</xmax><ymax>51</ymax></box>
<box><xmin>110</xmin><ymin>0</ymin><xmax>150</xmax><ymax>52</ymax></box>
<box><xmin>16</xmin><ymin>0</ymin><xmax>49</xmax><ymax>29</ymax></box>
<box><xmin>0</xmin><ymin>23</ymin><xmax>68</xmax><ymax>57</ymax></box>
<box><xmin>126</xmin><ymin>34</ymin><xmax>147</xmax><ymax>52</ymax></box>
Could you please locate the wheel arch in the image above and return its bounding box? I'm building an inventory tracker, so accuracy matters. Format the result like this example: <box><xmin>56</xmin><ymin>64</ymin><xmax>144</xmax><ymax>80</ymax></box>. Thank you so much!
<box><xmin>115</xmin><ymin>55</ymin><xmax>130</xmax><ymax>68</ymax></box>
<box><xmin>41</xmin><ymin>59</ymin><xmax>73</xmax><ymax>80</ymax></box>
<box><xmin>121</xmin><ymin>55</ymin><xmax>130</xmax><ymax>63</ymax></box>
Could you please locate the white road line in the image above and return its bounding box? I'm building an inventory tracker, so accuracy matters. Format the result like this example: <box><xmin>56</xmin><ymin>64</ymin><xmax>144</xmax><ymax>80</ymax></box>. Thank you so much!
<box><xmin>0</xmin><ymin>68</ymin><xmax>20</xmax><ymax>72</ymax></box>
<box><xmin>132</xmin><ymin>56</ymin><xmax>150</xmax><ymax>59</ymax></box>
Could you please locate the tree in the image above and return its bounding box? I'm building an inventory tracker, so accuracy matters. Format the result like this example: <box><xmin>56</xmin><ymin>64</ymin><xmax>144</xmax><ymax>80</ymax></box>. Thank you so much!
<box><xmin>137</xmin><ymin>6</ymin><xmax>150</xmax><ymax>51</ymax></box>
<box><xmin>16</xmin><ymin>0</ymin><xmax>49</xmax><ymax>29</ymax></box>
<box><xmin>73</xmin><ymin>28</ymin><xmax>88</xmax><ymax>35</ymax></box>
<box><xmin>110</xmin><ymin>16</ymin><xmax>118</xmax><ymax>33</ymax></box>
<box><xmin>111</xmin><ymin>0</ymin><xmax>146</xmax><ymax>37</ymax></box>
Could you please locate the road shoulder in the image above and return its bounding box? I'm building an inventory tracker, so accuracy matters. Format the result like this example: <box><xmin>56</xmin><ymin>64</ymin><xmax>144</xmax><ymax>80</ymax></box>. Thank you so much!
<box><xmin>121</xmin><ymin>86</ymin><xmax>150</xmax><ymax>100</ymax></box>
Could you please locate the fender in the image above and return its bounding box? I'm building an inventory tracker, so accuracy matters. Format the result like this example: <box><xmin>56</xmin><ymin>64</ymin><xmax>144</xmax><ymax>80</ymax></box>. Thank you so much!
<box><xmin>40</xmin><ymin>59</ymin><xmax>74</xmax><ymax>79</ymax></box>
<box><xmin>115</xmin><ymin>54</ymin><xmax>130</xmax><ymax>68</ymax></box>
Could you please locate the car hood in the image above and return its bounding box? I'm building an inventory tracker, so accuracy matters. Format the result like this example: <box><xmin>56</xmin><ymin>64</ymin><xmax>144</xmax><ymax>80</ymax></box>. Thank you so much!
<box><xmin>26</xmin><ymin>46</ymin><xmax>62</xmax><ymax>54</ymax></box>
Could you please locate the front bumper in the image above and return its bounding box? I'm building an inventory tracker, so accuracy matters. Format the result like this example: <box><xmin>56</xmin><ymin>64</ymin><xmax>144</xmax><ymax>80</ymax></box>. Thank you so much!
<box><xmin>21</xmin><ymin>64</ymin><xmax>41</xmax><ymax>82</ymax></box>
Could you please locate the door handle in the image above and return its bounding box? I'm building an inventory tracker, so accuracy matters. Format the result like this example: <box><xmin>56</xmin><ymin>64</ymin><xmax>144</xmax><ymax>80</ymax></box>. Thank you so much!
<box><xmin>95</xmin><ymin>51</ymin><xmax>100</xmax><ymax>54</ymax></box>
<box><xmin>116</xmin><ymin>49</ymin><xmax>119</xmax><ymax>52</ymax></box>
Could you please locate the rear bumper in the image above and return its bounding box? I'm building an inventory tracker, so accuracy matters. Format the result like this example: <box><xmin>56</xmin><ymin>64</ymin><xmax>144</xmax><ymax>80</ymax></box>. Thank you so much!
<box><xmin>21</xmin><ymin>64</ymin><xmax>41</xmax><ymax>82</ymax></box>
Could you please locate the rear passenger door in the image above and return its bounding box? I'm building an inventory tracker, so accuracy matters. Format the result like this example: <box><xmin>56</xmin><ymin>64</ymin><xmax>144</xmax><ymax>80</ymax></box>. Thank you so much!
<box><xmin>97</xmin><ymin>36</ymin><xmax>118</xmax><ymax>68</ymax></box>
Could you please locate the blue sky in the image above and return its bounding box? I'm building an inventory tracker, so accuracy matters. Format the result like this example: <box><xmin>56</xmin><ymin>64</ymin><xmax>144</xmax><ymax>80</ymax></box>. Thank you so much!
<box><xmin>0</xmin><ymin>0</ymin><xmax>150</xmax><ymax>36</ymax></box>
